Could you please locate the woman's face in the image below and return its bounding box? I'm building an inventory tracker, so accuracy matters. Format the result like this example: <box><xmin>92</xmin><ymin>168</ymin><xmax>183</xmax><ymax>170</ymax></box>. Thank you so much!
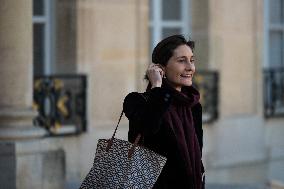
<box><xmin>163</xmin><ymin>44</ymin><xmax>195</xmax><ymax>91</ymax></box>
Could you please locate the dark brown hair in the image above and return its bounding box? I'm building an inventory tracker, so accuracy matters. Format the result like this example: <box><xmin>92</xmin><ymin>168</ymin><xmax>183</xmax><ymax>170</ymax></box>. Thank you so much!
<box><xmin>152</xmin><ymin>35</ymin><xmax>195</xmax><ymax>66</ymax></box>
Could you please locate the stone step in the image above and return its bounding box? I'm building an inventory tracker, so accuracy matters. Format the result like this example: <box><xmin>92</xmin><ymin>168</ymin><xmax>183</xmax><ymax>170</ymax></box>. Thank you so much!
<box><xmin>206</xmin><ymin>180</ymin><xmax>284</xmax><ymax>189</ymax></box>
<box><xmin>206</xmin><ymin>184</ymin><xmax>266</xmax><ymax>189</ymax></box>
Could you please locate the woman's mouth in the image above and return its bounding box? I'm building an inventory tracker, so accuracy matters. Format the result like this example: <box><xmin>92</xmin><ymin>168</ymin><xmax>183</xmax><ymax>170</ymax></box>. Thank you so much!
<box><xmin>180</xmin><ymin>74</ymin><xmax>193</xmax><ymax>79</ymax></box>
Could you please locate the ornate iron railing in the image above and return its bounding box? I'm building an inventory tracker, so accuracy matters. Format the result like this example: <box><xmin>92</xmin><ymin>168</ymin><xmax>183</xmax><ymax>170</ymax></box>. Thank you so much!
<box><xmin>263</xmin><ymin>68</ymin><xmax>284</xmax><ymax>118</ymax></box>
<box><xmin>33</xmin><ymin>74</ymin><xmax>87</xmax><ymax>135</ymax></box>
<box><xmin>193</xmin><ymin>70</ymin><xmax>219</xmax><ymax>123</ymax></box>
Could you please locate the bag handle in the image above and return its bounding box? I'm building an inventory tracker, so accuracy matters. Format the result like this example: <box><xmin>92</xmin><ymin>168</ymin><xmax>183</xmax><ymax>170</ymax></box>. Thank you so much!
<box><xmin>106</xmin><ymin>109</ymin><xmax>124</xmax><ymax>151</ymax></box>
<box><xmin>105</xmin><ymin>110</ymin><xmax>142</xmax><ymax>155</ymax></box>
<box><xmin>106</xmin><ymin>93</ymin><xmax>148</xmax><ymax>157</ymax></box>
<box><xmin>128</xmin><ymin>133</ymin><xmax>141</xmax><ymax>159</ymax></box>
<box><xmin>105</xmin><ymin>110</ymin><xmax>142</xmax><ymax>159</ymax></box>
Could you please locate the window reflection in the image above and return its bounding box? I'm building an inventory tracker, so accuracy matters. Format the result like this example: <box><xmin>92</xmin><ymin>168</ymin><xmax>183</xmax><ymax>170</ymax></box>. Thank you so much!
<box><xmin>33</xmin><ymin>0</ymin><xmax>44</xmax><ymax>16</ymax></box>
<box><xmin>162</xmin><ymin>0</ymin><xmax>181</xmax><ymax>20</ymax></box>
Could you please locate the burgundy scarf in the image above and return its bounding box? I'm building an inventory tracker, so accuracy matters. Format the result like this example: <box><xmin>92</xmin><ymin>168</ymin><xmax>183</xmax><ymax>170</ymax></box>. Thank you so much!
<box><xmin>162</xmin><ymin>82</ymin><xmax>203</xmax><ymax>189</ymax></box>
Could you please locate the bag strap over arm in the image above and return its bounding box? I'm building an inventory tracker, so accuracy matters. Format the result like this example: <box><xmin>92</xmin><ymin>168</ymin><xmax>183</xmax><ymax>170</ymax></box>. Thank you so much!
<box><xmin>106</xmin><ymin>93</ymin><xmax>147</xmax><ymax>152</ymax></box>
<box><xmin>105</xmin><ymin>109</ymin><xmax>142</xmax><ymax>159</ymax></box>
<box><xmin>106</xmin><ymin>109</ymin><xmax>124</xmax><ymax>151</ymax></box>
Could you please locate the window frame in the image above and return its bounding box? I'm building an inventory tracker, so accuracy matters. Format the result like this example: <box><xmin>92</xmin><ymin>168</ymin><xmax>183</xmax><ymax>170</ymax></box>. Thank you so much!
<box><xmin>263</xmin><ymin>0</ymin><xmax>284</xmax><ymax>69</ymax></box>
<box><xmin>32</xmin><ymin>0</ymin><xmax>55</xmax><ymax>75</ymax></box>
<box><xmin>149</xmin><ymin>0</ymin><xmax>191</xmax><ymax>51</ymax></box>
<box><xmin>263</xmin><ymin>0</ymin><xmax>284</xmax><ymax>118</ymax></box>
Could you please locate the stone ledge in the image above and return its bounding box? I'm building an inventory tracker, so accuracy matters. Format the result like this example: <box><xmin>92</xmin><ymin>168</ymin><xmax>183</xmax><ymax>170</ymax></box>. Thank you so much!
<box><xmin>0</xmin><ymin>126</ymin><xmax>46</xmax><ymax>140</ymax></box>
<box><xmin>0</xmin><ymin>140</ymin><xmax>65</xmax><ymax>189</ymax></box>
<box><xmin>0</xmin><ymin>107</ymin><xmax>47</xmax><ymax>140</ymax></box>
<box><xmin>268</xmin><ymin>180</ymin><xmax>284</xmax><ymax>189</ymax></box>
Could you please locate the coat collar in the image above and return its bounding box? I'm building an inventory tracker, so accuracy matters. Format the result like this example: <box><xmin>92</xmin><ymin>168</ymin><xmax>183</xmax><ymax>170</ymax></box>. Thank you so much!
<box><xmin>161</xmin><ymin>79</ymin><xmax>200</xmax><ymax>107</ymax></box>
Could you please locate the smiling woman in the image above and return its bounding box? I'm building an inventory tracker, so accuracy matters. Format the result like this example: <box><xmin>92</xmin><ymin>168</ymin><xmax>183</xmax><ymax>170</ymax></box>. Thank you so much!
<box><xmin>162</xmin><ymin>44</ymin><xmax>195</xmax><ymax>91</ymax></box>
<box><xmin>123</xmin><ymin>35</ymin><xmax>205</xmax><ymax>189</ymax></box>
<box><xmin>146</xmin><ymin>35</ymin><xmax>196</xmax><ymax>91</ymax></box>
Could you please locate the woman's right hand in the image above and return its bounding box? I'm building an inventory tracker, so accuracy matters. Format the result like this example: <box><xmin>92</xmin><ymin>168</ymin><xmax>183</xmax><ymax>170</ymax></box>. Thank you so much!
<box><xmin>146</xmin><ymin>63</ymin><xmax>164</xmax><ymax>88</ymax></box>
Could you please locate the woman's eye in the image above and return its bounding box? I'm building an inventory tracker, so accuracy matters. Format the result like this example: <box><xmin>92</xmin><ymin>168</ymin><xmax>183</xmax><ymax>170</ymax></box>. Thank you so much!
<box><xmin>178</xmin><ymin>59</ymin><xmax>186</xmax><ymax>63</ymax></box>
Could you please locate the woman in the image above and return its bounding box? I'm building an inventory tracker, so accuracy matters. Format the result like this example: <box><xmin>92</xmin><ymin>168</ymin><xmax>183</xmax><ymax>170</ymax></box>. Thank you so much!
<box><xmin>123</xmin><ymin>35</ymin><xmax>205</xmax><ymax>189</ymax></box>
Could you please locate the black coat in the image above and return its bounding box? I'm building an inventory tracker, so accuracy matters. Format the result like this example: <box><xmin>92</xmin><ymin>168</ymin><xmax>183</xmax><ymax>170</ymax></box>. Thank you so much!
<box><xmin>123</xmin><ymin>87</ymin><xmax>204</xmax><ymax>189</ymax></box>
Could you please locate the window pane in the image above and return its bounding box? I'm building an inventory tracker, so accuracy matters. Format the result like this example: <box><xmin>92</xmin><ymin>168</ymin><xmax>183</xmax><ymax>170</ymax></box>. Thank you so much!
<box><xmin>270</xmin><ymin>0</ymin><xmax>284</xmax><ymax>24</ymax></box>
<box><xmin>162</xmin><ymin>28</ymin><xmax>181</xmax><ymax>38</ymax></box>
<box><xmin>33</xmin><ymin>24</ymin><xmax>45</xmax><ymax>75</ymax></box>
<box><xmin>149</xmin><ymin>26</ymin><xmax>154</xmax><ymax>51</ymax></box>
<box><xmin>33</xmin><ymin>0</ymin><xmax>44</xmax><ymax>16</ymax></box>
<box><xmin>162</xmin><ymin>0</ymin><xmax>181</xmax><ymax>20</ymax></box>
<box><xmin>269</xmin><ymin>31</ymin><xmax>283</xmax><ymax>67</ymax></box>
<box><xmin>149</xmin><ymin>0</ymin><xmax>153</xmax><ymax>20</ymax></box>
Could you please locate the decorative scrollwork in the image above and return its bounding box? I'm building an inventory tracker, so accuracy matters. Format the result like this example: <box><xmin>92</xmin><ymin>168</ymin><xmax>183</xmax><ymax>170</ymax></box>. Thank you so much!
<box><xmin>263</xmin><ymin>68</ymin><xmax>284</xmax><ymax>118</ymax></box>
<box><xmin>193</xmin><ymin>71</ymin><xmax>219</xmax><ymax>123</ymax></box>
<box><xmin>33</xmin><ymin>75</ymin><xmax>87</xmax><ymax>135</ymax></box>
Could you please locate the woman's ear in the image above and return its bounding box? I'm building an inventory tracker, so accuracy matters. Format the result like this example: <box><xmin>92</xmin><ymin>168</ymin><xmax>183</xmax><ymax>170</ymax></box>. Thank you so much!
<box><xmin>161</xmin><ymin>65</ymin><xmax>166</xmax><ymax>78</ymax></box>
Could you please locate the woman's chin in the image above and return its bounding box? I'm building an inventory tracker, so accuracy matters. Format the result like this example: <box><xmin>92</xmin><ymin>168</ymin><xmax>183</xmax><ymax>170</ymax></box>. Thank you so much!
<box><xmin>179</xmin><ymin>78</ymin><xmax>192</xmax><ymax>86</ymax></box>
<box><xmin>181</xmin><ymin>81</ymin><xmax>192</xmax><ymax>87</ymax></box>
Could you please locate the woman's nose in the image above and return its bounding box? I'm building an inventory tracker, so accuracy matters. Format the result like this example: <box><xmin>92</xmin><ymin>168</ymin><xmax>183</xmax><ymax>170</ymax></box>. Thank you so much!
<box><xmin>185</xmin><ymin>62</ymin><xmax>194</xmax><ymax>70</ymax></box>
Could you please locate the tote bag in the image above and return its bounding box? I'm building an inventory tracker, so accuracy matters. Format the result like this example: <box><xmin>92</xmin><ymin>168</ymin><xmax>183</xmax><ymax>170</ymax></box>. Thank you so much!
<box><xmin>79</xmin><ymin>110</ymin><xmax>167</xmax><ymax>189</ymax></box>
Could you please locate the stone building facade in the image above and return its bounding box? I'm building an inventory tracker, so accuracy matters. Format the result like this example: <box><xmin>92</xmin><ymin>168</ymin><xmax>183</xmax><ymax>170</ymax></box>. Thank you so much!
<box><xmin>0</xmin><ymin>0</ymin><xmax>283</xmax><ymax>188</ymax></box>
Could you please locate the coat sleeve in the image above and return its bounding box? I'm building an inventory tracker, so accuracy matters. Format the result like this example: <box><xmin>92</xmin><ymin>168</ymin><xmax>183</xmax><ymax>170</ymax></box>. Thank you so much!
<box><xmin>192</xmin><ymin>103</ymin><xmax>203</xmax><ymax>154</ymax></box>
<box><xmin>123</xmin><ymin>87</ymin><xmax>173</xmax><ymax>141</ymax></box>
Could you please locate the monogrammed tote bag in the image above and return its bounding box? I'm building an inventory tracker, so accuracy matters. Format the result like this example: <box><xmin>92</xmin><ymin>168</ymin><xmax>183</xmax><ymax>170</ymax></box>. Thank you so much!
<box><xmin>79</xmin><ymin>111</ymin><xmax>167</xmax><ymax>189</ymax></box>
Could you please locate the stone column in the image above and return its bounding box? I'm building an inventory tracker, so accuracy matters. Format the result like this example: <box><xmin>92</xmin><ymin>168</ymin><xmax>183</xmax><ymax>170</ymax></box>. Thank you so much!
<box><xmin>0</xmin><ymin>0</ymin><xmax>46</xmax><ymax>139</ymax></box>
<box><xmin>205</xmin><ymin>0</ymin><xmax>266</xmax><ymax>183</ymax></box>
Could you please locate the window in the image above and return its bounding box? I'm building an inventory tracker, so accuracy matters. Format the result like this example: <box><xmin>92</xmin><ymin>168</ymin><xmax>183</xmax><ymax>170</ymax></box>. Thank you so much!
<box><xmin>32</xmin><ymin>1</ymin><xmax>86</xmax><ymax>135</ymax></box>
<box><xmin>265</xmin><ymin>0</ymin><xmax>284</xmax><ymax>68</ymax></box>
<box><xmin>149</xmin><ymin>0</ymin><xmax>191</xmax><ymax>50</ymax></box>
<box><xmin>33</xmin><ymin>0</ymin><xmax>55</xmax><ymax>75</ymax></box>
<box><xmin>263</xmin><ymin>0</ymin><xmax>284</xmax><ymax>117</ymax></box>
